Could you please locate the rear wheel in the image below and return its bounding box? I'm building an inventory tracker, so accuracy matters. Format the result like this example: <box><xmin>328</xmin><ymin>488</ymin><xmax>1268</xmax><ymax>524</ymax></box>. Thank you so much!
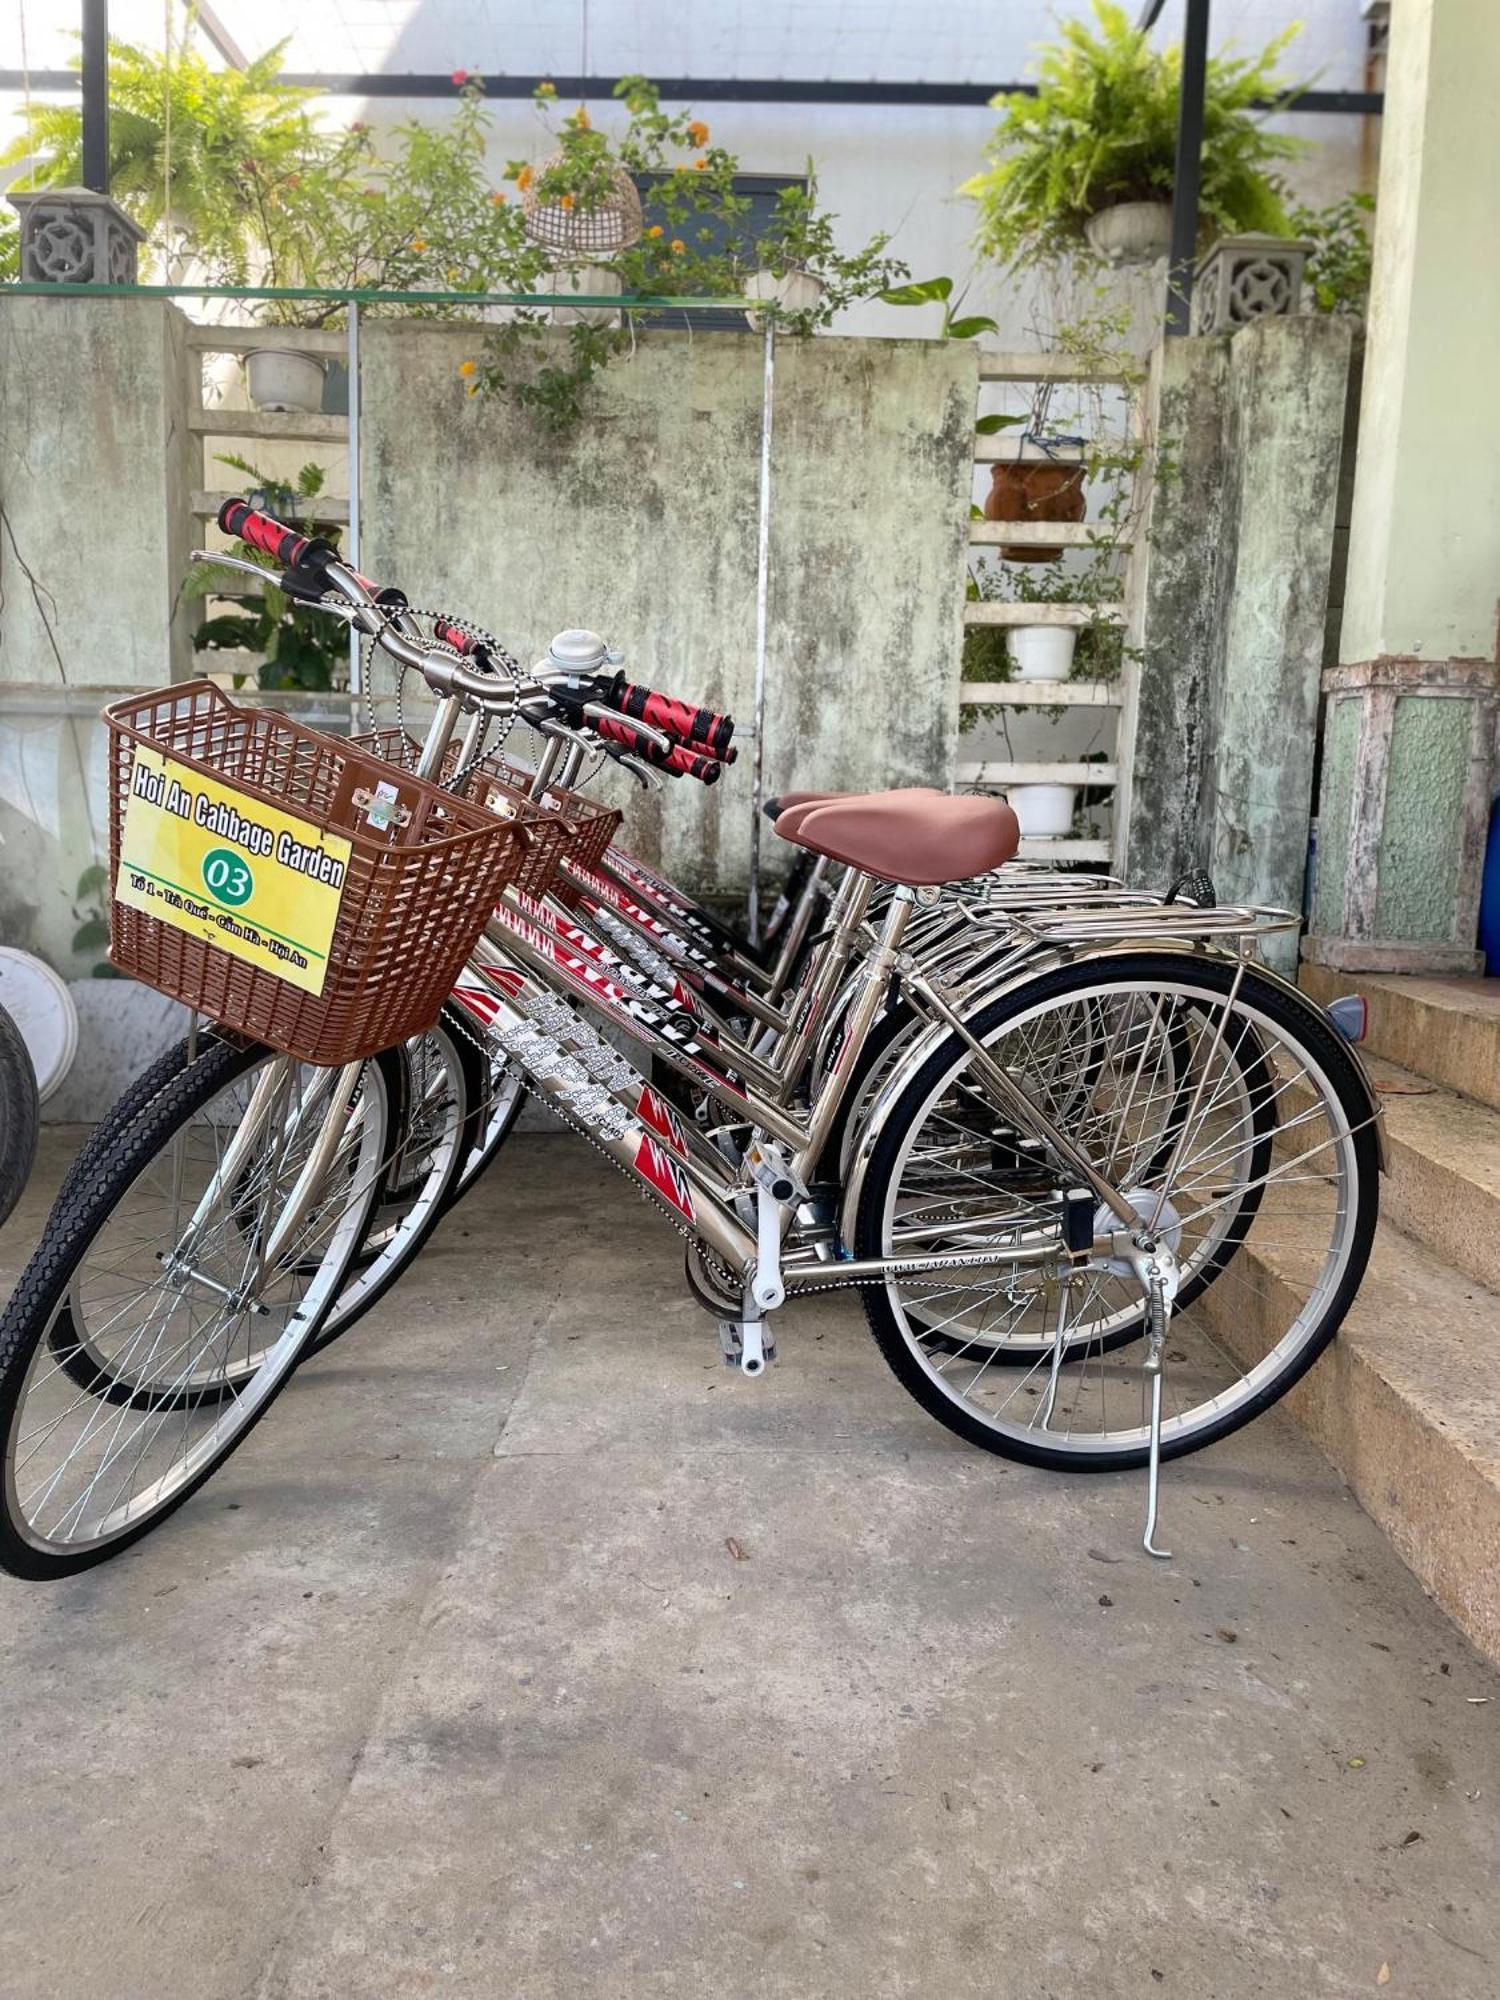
<box><xmin>0</xmin><ymin>1041</ymin><xmax>386</xmax><ymax>1578</ymax></box>
<box><xmin>855</xmin><ymin>954</ymin><xmax>1379</xmax><ymax>1471</ymax></box>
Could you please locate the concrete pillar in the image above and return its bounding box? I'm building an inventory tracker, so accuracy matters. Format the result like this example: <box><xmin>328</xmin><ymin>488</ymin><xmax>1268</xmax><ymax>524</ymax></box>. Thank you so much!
<box><xmin>1307</xmin><ymin>0</ymin><xmax>1500</xmax><ymax>974</ymax></box>
<box><xmin>0</xmin><ymin>295</ymin><xmax>195</xmax><ymax>979</ymax></box>
<box><xmin>1121</xmin><ymin>317</ymin><xmax>1353</xmax><ymax>976</ymax></box>
<box><xmin>0</xmin><ymin>294</ymin><xmax>196</xmax><ymax>689</ymax></box>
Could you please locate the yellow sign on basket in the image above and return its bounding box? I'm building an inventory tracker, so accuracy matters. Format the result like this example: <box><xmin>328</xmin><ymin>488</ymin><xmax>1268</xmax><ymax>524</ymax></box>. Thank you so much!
<box><xmin>114</xmin><ymin>747</ymin><xmax>352</xmax><ymax>998</ymax></box>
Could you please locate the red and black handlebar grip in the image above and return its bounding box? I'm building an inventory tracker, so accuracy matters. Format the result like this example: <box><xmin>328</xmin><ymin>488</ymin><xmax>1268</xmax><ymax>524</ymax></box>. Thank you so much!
<box><xmin>433</xmin><ymin>617</ymin><xmax>488</xmax><ymax>661</ymax></box>
<box><xmin>594</xmin><ymin>714</ymin><xmax>721</xmax><ymax>784</ymax></box>
<box><xmin>218</xmin><ymin>499</ymin><xmax>310</xmax><ymax>568</ymax></box>
<box><xmin>611</xmin><ymin>680</ymin><xmax>735</xmax><ymax>762</ymax></box>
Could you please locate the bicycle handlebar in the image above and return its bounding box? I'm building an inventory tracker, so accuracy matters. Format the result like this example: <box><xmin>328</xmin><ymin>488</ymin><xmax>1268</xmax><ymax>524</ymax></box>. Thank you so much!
<box><xmin>607</xmin><ymin>678</ymin><xmax>736</xmax><ymax>763</ymax></box>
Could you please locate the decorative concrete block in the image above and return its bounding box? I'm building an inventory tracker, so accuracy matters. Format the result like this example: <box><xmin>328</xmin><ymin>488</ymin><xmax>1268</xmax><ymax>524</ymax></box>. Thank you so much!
<box><xmin>1304</xmin><ymin>656</ymin><xmax>1500</xmax><ymax>974</ymax></box>
<box><xmin>8</xmin><ymin>186</ymin><xmax>146</xmax><ymax>285</ymax></box>
<box><xmin>1193</xmin><ymin>234</ymin><xmax>1311</xmax><ymax>335</ymax></box>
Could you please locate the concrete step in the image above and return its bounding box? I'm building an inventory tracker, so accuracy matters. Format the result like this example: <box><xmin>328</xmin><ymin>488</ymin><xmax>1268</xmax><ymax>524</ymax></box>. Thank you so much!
<box><xmin>1301</xmin><ymin>963</ymin><xmax>1500</xmax><ymax>1112</ymax></box>
<box><xmin>1287</xmin><ymin>1052</ymin><xmax>1500</xmax><ymax>1294</ymax></box>
<box><xmin>1199</xmin><ymin>1217</ymin><xmax>1500</xmax><ymax>1664</ymax></box>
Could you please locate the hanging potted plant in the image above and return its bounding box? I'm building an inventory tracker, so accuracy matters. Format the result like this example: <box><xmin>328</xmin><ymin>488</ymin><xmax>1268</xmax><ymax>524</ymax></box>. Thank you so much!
<box><xmin>960</xmin><ymin>1</ymin><xmax>1300</xmax><ymax>272</ymax></box>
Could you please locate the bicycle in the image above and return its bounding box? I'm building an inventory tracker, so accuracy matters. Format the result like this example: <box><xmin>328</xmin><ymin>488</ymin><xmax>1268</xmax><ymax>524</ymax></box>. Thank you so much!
<box><xmin>0</xmin><ymin>502</ymin><xmax>1384</xmax><ymax>1579</ymax></box>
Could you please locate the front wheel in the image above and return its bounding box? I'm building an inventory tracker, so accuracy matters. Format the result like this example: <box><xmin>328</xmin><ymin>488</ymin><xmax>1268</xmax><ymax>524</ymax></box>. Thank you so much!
<box><xmin>855</xmin><ymin>953</ymin><xmax>1380</xmax><ymax>1472</ymax></box>
<box><xmin>0</xmin><ymin>1040</ymin><xmax>387</xmax><ymax>1578</ymax></box>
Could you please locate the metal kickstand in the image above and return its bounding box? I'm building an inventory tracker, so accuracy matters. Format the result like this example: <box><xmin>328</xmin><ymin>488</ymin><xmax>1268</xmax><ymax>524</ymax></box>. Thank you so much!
<box><xmin>1136</xmin><ymin>1253</ymin><xmax>1176</xmax><ymax>1561</ymax></box>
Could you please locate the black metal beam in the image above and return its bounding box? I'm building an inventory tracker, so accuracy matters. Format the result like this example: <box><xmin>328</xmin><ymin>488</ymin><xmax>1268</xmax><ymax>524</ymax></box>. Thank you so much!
<box><xmin>79</xmin><ymin>0</ymin><xmax>109</xmax><ymax>194</ymax></box>
<box><xmin>1164</xmin><ymin>0</ymin><xmax>1210</xmax><ymax>336</ymax></box>
<box><xmin>0</xmin><ymin>68</ymin><xmax>1384</xmax><ymax>116</ymax></box>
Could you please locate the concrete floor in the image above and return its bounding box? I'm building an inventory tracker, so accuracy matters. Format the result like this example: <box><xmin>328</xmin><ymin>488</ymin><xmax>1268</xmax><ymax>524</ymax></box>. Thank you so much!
<box><xmin>2</xmin><ymin>1130</ymin><xmax>1499</xmax><ymax>2000</ymax></box>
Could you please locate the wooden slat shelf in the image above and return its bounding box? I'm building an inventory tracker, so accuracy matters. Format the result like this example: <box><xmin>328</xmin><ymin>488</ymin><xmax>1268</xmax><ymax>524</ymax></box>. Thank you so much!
<box><xmin>969</xmin><ymin>520</ymin><xmax>1131</xmax><ymax>550</ymax></box>
<box><xmin>191</xmin><ymin>488</ymin><xmax>351</xmax><ymax>524</ymax></box>
<box><xmin>963</xmin><ymin>601</ymin><xmax>1124</xmax><ymax>629</ymax></box>
<box><xmin>974</xmin><ymin>437</ymin><xmax>1092</xmax><ymax>465</ymax></box>
<box><xmin>961</xmin><ymin>680</ymin><xmax>1122</xmax><ymax>707</ymax></box>
<box><xmin>188</xmin><ymin>408</ymin><xmax>349</xmax><ymax>442</ymax></box>
<box><xmin>958</xmin><ymin>762</ymin><xmax>1118</xmax><ymax>787</ymax></box>
<box><xmin>1015</xmin><ymin>837</ymin><xmax>1112</xmax><ymax>862</ymax></box>
<box><xmin>977</xmin><ymin>352</ymin><xmax>1132</xmax><ymax>385</ymax></box>
<box><xmin>186</xmin><ymin>325</ymin><xmax>347</xmax><ymax>356</ymax></box>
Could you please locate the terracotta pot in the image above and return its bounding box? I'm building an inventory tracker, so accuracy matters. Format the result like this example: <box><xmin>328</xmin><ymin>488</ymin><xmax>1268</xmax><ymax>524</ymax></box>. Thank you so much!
<box><xmin>984</xmin><ymin>458</ymin><xmax>1087</xmax><ymax>563</ymax></box>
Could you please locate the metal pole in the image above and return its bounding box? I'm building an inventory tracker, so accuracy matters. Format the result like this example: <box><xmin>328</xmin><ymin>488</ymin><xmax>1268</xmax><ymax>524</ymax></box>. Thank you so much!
<box><xmin>80</xmin><ymin>0</ymin><xmax>109</xmax><ymax>194</ymax></box>
<box><xmin>1164</xmin><ymin>0</ymin><xmax>1211</xmax><ymax>336</ymax></box>
<box><xmin>346</xmin><ymin>300</ymin><xmax>362</xmax><ymax>699</ymax></box>
<box><xmin>747</xmin><ymin>317</ymin><xmax>776</xmax><ymax>946</ymax></box>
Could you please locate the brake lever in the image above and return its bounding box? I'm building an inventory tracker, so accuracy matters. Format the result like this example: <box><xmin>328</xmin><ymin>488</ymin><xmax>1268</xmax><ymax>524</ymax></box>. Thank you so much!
<box><xmin>614</xmin><ymin>752</ymin><xmax>663</xmax><ymax>791</ymax></box>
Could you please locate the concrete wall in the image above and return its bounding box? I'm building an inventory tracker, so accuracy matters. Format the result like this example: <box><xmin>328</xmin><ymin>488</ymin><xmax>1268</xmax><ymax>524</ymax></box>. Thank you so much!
<box><xmin>0</xmin><ymin>295</ymin><xmax>196</xmax><ymax>689</ymax></box>
<box><xmin>1339</xmin><ymin>0</ymin><xmax>1500</xmax><ymax>665</ymax></box>
<box><xmin>1122</xmin><ymin>317</ymin><xmax>1353</xmax><ymax>964</ymax></box>
<box><xmin>359</xmin><ymin>324</ymin><xmax>978</xmax><ymax>895</ymax></box>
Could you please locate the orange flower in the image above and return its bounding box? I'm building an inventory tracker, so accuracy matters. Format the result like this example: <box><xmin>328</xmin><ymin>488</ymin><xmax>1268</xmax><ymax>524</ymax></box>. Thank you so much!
<box><xmin>669</xmin><ymin>237</ymin><xmax>685</xmax><ymax>255</ymax></box>
<box><xmin>517</xmin><ymin>165</ymin><xmax>533</xmax><ymax>191</ymax></box>
<box><xmin>692</xmin><ymin>155</ymin><xmax>709</xmax><ymax>171</ymax></box>
<box><xmin>410</xmin><ymin>238</ymin><xmax>427</xmax><ymax>252</ymax></box>
<box><xmin>559</xmin><ymin>192</ymin><xmax>575</xmax><ymax>209</ymax></box>
<box><xmin>490</xmin><ymin>189</ymin><xmax>507</xmax><ymax>205</ymax></box>
<box><xmin>647</xmin><ymin>224</ymin><xmax>664</xmax><ymax>239</ymax></box>
<box><xmin>459</xmin><ymin>359</ymin><xmax>477</xmax><ymax>378</ymax></box>
<box><xmin>687</xmin><ymin>119</ymin><xmax>709</xmax><ymax>147</ymax></box>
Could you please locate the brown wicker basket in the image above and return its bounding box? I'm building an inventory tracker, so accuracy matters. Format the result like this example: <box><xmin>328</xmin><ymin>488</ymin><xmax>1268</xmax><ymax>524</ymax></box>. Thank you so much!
<box><xmin>107</xmin><ymin>681</ymin><xmax>526</xmax><ymax>1065</ymax></box>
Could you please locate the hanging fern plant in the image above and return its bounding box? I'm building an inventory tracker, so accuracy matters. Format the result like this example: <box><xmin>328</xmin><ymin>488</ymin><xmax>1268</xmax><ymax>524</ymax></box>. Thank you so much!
<box><xmin>961</xmin><ymin>0</ymin><xmax>1302</xmax><ymax>271</ymax></box>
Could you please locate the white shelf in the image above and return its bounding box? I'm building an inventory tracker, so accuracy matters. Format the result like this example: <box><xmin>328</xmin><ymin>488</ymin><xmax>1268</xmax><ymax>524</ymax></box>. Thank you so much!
<box><xmin>960</xmin><ymin>681</ymin><xmax>1122</xmax><ymax>708</ymax></box>
<box><xmin>958</xmin><ymin>762</ymin><xmax>1118</xmax><ymax>787</ymax></box>
<box><xmin>191</xmin><ymin>489</ymin><xmax>351</xmax><ymax>523</ymax></box>
<box><xmin>186</xmin><ymin>325</ymin><xmax>348</xmax><ymax>356</ymax></box>
<box><xmin>963</xmin><ymin>600</ymin><xmax>1124</xmax><ymax>629</ymax></box>
<box><xmin>969</xmin><ymin>519</ymin><xmax>1131</xmax><ymax>550</ymax></box>
<box><xmin>1015</xmin><ymin>838</ymin><xmax>1113</xmax><ymax>863</ymax></box>
<box><xmin>977</xmin><ymin>352</ymin><xmax>1132</xmax><ymax>384</ymax></box>
<box><xmin>188</xmin><ymin>408</ymin><xmax>349</xmax><ymax>442</ymax></box>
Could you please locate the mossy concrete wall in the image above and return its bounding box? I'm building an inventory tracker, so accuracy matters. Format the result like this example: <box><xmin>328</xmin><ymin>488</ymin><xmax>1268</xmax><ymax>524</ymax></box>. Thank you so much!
<box><xmin>1122</xmin><ymin>317</ymin><xmax>1353</xmax><ymax>969</ymax></box>
<box><xmin>359</xmin><ymin>325</ymin><xmax>978</xmax><ymax>897</ymax></box>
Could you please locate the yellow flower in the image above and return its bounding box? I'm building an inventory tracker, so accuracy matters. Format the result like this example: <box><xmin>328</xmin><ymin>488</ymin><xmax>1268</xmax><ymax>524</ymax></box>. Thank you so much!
<box><xmin>647</xmin><ymin>224</ymin><xmax>664</xmax><ymax>239</ymax></box>
<box><xmin>574</xmin><ymin>106</ymin><xmax>591</xmax><ymax>129</ymax></box>
<box><xmin>669</xmin><ymin>237</ymin><xmax>685</xmax><ymax>255</ymax></box>
<box><xmin>517</xmin><ymin>165</ymin><xmax>534</xmax><ymax>191</ymax></box>
<box><xmin>537</xmin><ymin>79</ymin><xmax>557</xmax><ymax>97</ymax></box>
<box><xmin>459</xmin><ymin>359</ymin><xmax>477</xmax><ymax>377</ymax></box>
<box><xmin>687</xmin><ymin>119</ymin><xmax>709</xmax><ymax>147</ymax></box>
<box><xmin>410</xmin><ymin>238</ymin><xmax>427</xmax><ymax>252</ymax></box>
<box><xmin>560</xmin><ymin>192</ymin><xmax>575</xmax><ymax>210</ymax></box>
<box><xmin>447</xmin><ymin>266</ymin><xmax>460</xmax><ymax>281</ymax></box>
<box><xmin>467</xmin><ymin>383</ymin><xmax>480</xmax><ymax>397</ymax></box>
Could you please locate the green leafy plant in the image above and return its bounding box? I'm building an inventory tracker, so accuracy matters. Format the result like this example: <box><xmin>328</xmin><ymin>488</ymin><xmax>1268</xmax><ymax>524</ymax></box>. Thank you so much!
<box><xmin>1</xmin><ymin>37</ymin><xmax>322</xmax><ymax>279</ymax></box>
<box><xmin>1292</xmin><ymin>191</ymin><xmax>1375</xmax><ymax>316</ymax></box>
<box><xmin>961</xmin><ymin>0</ymin><xmax>1302</xmax><ymax>271</ymax></box>
<box><xmin>880</xmin><ymin>274</ymin><xmax>999</xmax><ymax>343</ymax></box>
<box><xmin>184</xmin><ymin>456</ymin><xmax>348</xmax><ymax>691</ymax></box>
<box><xmin>468</xmin><ymin>80</ymin><xmax>907</xmax><ymax>434</ymax></box>
<box><xmin>246</xmin><ymin>79</ymin><xmax>546</xmax><ymax>327</ymax></box>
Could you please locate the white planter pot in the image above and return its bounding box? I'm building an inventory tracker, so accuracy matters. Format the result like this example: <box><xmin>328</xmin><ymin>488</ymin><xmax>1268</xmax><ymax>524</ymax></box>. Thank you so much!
<box><xmin>744</xmin><ymin>268</ymin><xmax>826</xmax><ymax>331</ymax></box>
<box><xmin>1083</xmin><ymin>201</ymin><xmax>1173</xmax><ymax>266</ymax></box>
<box><xmin>244</xmin><ymin>347</ymin><xmax>328</xmax><ymax>414</ymax></box>
<box><xmin>549</xmin><ymin>263</ymin><xmax>623</xmax><ymax>328</ymax></box>
<box><xmin>1007</xmin><ymin>625</ymin><xmax>1078</xmax><ymax>683</ymax></box>
<box><xmin>1008</xmin><ymin>784</ymin><xmax>1078</xmax><ymax>839</ymax></box>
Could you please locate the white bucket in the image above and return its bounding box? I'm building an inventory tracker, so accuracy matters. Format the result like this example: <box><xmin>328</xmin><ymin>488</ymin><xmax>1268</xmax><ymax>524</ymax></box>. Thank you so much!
<box><xmin>1083</xmin><ymin>201</ymin><xmax>1173</xmax><ymax>266</ymax></box>
<box><xmin>744</xmin><ymin>268</ymin><xmax>826</xmax><ymax>330</ymax></box>
<box><xmin>1007</xmin><ymin>625</ymin><xmax>1078</xmax><ymax>682</ymax></box>
<box><xmin>0</xmin><ymin>947</ymin><xmax>78</xmax><ymax>1103</ymax></box>
<box><xmin>549</xmin><ymin>264</ymin><xmax>623</xmax><ymax>327</ymax></box>
<box><xmin>244</xmin><ymin>348</ymin><xmax>328</xmax><ymax>415</ymax></box>
<box><xmin>1008</xmin><ymin>784</ymin><xmax>1078</xmax><ymax>839</ymax></box>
